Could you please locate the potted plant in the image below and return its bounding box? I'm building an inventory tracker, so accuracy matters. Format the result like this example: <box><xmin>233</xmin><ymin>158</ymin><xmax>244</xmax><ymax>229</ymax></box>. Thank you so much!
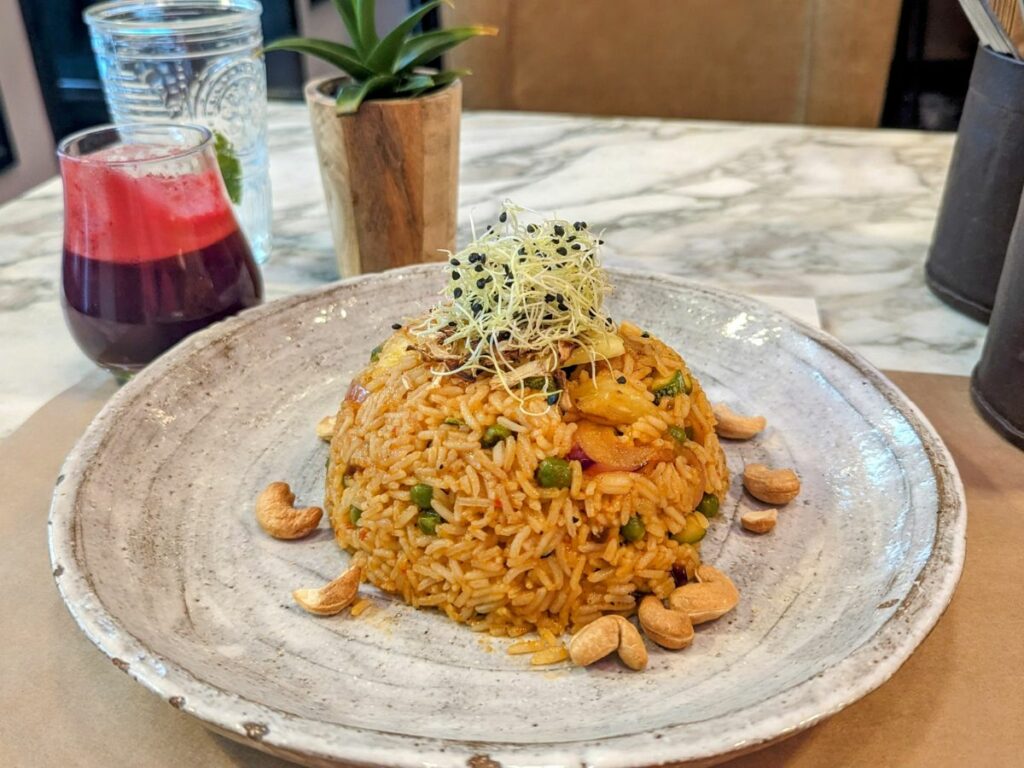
<box><xmin>265</xmin><ymin>1</ymin><xmax>496</xmax><ymax>276</ymax></box>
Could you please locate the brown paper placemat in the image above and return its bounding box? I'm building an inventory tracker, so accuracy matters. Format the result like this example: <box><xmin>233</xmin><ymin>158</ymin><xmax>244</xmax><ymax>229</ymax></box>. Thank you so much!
<box><xmin>1</xmin><ymin>371</ymin><xmax>1021</xmax><ymax>767</ymax></box>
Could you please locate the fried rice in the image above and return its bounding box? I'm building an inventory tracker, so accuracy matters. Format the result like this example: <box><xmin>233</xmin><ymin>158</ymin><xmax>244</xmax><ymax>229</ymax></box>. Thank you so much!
<box><xmin>324</xmin><ymin>320</ymin><xmax>728</xmax><ymax>637</ymax></box>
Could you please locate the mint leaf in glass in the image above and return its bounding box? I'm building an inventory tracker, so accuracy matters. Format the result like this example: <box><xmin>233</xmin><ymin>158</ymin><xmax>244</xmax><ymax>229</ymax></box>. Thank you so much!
<box><xmin>214</xmin><ymin>131</ymin><xmax>242</xmax><ymax>205</ymax></box>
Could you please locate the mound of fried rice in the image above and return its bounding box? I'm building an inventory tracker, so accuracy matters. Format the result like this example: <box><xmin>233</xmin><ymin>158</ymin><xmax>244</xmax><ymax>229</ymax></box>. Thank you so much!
<box><xmin>325</xmin><ymin>321</ymin><xmax>728</xmax><ymax>637</ymax></box>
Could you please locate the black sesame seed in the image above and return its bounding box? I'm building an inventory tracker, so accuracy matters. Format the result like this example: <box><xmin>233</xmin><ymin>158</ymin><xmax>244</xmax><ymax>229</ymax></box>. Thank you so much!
<box><xmin>498</xmin><ymin>330</ymin><xmax>511</xmax><ymax>341</ymax></box>
<box><xmin>391</xmin><ymin>323</ymin><xmax>402</xmax><ymax>330</ymax></box>
<box><xmin>474</xmin><ymin>264</ymin><xmax>484</xmax><ymax>273</ymax></box>
<box><xmin>518</xmin><ymin>247</ymin><xmax>527</xmax><ymax>255</ymax></box>
<box><xmin>451</xmin><ymin>271</ymin><xmax>460</xmax><ymax>280</ymax></box>
<box><xmin>598</xmin><ymin>239</ymin><xmax>605</xmax><ymax>245</ymax></box>
<box><xmin>499</xmin><ymin>211</ymin><xmax>507</xmax><ymax>223</ymax></box>
<box><xmin>556</xmin><ymin>293</ymin><xmax>564</xmax><ymax>302</ymax></box>
<box><xmin>468</xmin><ymin>253</ymin><xmax>479</xmax><ymax>263</ymax></box>
<box><xmin>447</xmin><ymin>320</ymin><xmax>457</xmax><ymax>327</ymax></box>
<box><xmin>553</xmin><ymin>224</ymin><xmax>565</xmax><ymax>236</ymax></box>
<box><xmin>641</xmin><ymin>331</ymin><xmax>650</xmax><ymax>338</ymax></box>
<box><xmin>567</xmin><ymin>235</ymin><xmax>576</xmax><ymax>242</ymax></box>
<box><xmin>616</xmin><ymin>375</ymin><xmax>627</xmax><ymax>385</ymax></box>
<box><xmin>545</xmin><ymin>293</ymin><xmax>555</xmax><ymax>302</ymax></box>
<box><xmin>527</xmin><ymin>224</ymin><xmax>537</xmax><ymax>233</ymax></box>
<box><xmin>450</xmin><ymin>258</ymin><xmax>460</xmax><ymax>266</ymax></box>
<box><xmin>571</xmin><ymin>243</ymin><xmax>582</xmax><ymax>250</ymax></box>
<box><xmin>573</xmin><ymin>221</ymin><xmax>586</xmax><ymax>231</ymax></box>
<box><xmin>557</xmin><ymin>303</ymin><xmax>568</xmax><ymax>312</ymax></box>
<box><xmin>476</xmin><ymin>278</ymin><xmax>487</xmax><ymax>289</ymax></box>
<box><xmin>556</xmin><ymin>247</ymin><xmax>567</xmax><ymax>255</ymax></box>
<box><xmin>546</xmin><ymin>392</ymin><xmax>559</xmax><ymax>405</ymax></box>
<box><xmin>551</xmin><ymin>238</ymin><xmax>560</xmax><ymax>245</ymax></box>
<box><xmin>453</xmin><ymin>287</ymin><xmax>463</xmax><ymax>298</ymax></box>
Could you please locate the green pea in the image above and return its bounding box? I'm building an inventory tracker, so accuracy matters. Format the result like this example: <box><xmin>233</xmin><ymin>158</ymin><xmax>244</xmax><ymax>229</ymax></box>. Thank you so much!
<box><xmin>410</xmin><ymin>483</ymin><xmax>434</xmax><ymax>510</ymax></box>
<box><xmin>672</xmin><ymin>514</ymin><xmax>706</xmax><ymax>544</ymax></box>
<box><xmin>443</xmin><ymin>417</ymin><xmax>465</xmax><ymax>427</ymax></box>
<box><xmin>621</xmin><ymin>515</ymin><xmax>646</xmax><ymax>542</ymax></box>
<box><xmin>370</xmin><ymin>344</ymin><xmax>383</xmax><ymax>363</ymax></box>
<box><xmin>418</xmin><ymin>510</ymin><xmax>441</xmax><ymax>535</ymax></box>
<box><xmin>536</xmin><ymin>457</ymin><xmax>572</xmax><ymax>488</ymax></box>
<box><xmin>349</xmin><ymin>505</ymin><xmax>362</xmax><ymax>525</ymax></box>
<box><xmin>481</xmin><ymin>423</ymin><xmax>512</xmax><ymax>448</ymax></box>
<box><xmin>696</xmin><ymin>492</ymin><xmax>719</xmax><ymax>518</ymax></box>
<box><xmin>522</xmin><ymin>376</ymin><xmax>549</xmax><ymax>390</ymax></box>
<box><xmin>667</xmin><ymin>425</ymin><xmax>688</xmax><ymax>444</ymax></box>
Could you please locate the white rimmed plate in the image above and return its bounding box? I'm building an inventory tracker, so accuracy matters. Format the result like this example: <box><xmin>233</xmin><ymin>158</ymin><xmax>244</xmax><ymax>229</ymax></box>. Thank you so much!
<box><xmin>49</xmin><ymin>265</ymin><xmax>966</xmax><ymax>767</ymax></box>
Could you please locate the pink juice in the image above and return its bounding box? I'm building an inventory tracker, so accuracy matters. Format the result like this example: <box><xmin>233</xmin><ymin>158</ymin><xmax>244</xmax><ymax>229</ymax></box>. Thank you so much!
<box><xmin>61</xmin><ymin>148</ymin><xmax>263</xmax><ymax>374</ymax></box>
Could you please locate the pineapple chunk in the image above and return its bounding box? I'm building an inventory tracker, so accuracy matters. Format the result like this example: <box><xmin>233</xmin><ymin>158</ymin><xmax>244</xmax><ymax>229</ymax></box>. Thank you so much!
<box><xmin>573</xmin><ymin>370</ymin><xmax>659</xmax><ymax>425</ymax></box>
<box><xmin>562</xmin><ymin>332</ymin><xmax>625</xmax><ymax>367</ymax></box>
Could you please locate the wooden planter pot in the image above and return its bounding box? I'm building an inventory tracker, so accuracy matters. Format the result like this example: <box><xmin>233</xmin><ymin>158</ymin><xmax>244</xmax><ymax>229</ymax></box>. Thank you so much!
<box><xmin>304</xmin><ymin>76</ymin><xmax>461</xmax><ymax>276</ymax></box>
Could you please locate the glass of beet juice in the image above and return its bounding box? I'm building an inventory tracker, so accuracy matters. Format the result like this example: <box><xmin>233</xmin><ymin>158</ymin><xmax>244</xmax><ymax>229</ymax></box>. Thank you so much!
<box><xmin>58</xmin><ymin>123</ymin><xmax>263</xmax><ymax>381</ymax></box>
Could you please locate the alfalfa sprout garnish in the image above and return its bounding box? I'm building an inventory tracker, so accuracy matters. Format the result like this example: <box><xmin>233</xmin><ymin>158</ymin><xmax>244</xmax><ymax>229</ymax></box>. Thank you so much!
<box><xmin>410</xmin><ymin>202</ymin><xmax>617</xmax><ymax>402</ymax></box>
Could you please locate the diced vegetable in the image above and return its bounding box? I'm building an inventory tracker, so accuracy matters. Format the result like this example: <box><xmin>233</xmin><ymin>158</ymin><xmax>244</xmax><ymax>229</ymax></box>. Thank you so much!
<box><xmin>522</xmin><ymin>376</ymin><xmax>549</xmax><ymax>390</ymax></box>
<box><xmin>672</xmin><ymin>514</ymin><xmax>706</xmax><ymax>544</ymax></box>
<box><xmin>349</xmin><ymin>505</ymin><xmax>362</xmax><ymax>525</ymax></box>
<box><xmin>621</xmin><ymin>515</ymin><xmax>646</xmax><ymax>542</ymax></box>
<box><xmin>696</xmin><ymin>492</ymin><xmax>719</xmax><ymax>518</ymax></box>
<box><xmin>536</xmin><ymin>457</ymin><xmax>572</xmax><ymax>488</ymax></box>
<box><xmin>417</xmin><ymin>510</ymin><xmax>441</xmax><ymax>535</ymax></box>
<box><xmin>651</xmin><ymin>370</ymin><xmax>693</xmax><ymax>400</ymax></box>
<box><xmin>443</xmin><ymin>417</ymin><xmax>465</xmax><ymax>427</ymax></box>
<box><xmin>482</xmin><ymin>423</ymin><xmax>512</xmax><ymax>448</ymax></box>
<box><xmin>410</xmin><ymin>483</ymin><xmax>434</xmax><ymax>510</ymax></box>
<box><xmin>369</xmin><ymin>344</ymin><xmax>383</xmax><ymax>362</ymax></box>
<box><xmin>575</xmin><ymin>420</ymin><xmax>672</xmax><ymax>471</ymax></box>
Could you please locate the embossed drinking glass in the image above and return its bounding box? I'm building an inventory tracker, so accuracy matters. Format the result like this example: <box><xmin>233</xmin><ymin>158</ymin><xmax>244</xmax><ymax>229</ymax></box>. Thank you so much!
<box><xmin>84</xmin><ymin>0</ymin><xmax>272</xmax><ymax>263</ymax></box>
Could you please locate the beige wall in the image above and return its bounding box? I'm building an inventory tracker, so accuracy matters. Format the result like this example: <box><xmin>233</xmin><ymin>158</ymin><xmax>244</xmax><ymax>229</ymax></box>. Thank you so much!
<box><xmin>0</xmin><ymin>0</ymin><xmax>56</xmax><ymax>204</ymax></box>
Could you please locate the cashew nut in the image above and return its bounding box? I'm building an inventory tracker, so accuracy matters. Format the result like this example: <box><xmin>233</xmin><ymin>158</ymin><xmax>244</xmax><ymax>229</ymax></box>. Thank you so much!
<box><xmin>741</xmin><ymin>508</ymin><xmax>778</xmax><ymax>534</ymax></box>
<box><xmin>638</xmin><ymin>595</ymin><xmax>694</xmax><ymax>649</ymax></box>
<box><xmin>316</xmin><ymin>414</ymin><xmax>336</xmax><ymax>442</ymax></box>
<box><xmin>568</xmin><ymin>615</ymin><xmax>619</xmax><ymax>666</ymax></box>
<box><xmin>568</xmin><ymin>614</ymin><xmax>648</xmax><ymax>670</ymax></box>
<box><xmin>742</xmin><ymin>463</ymin><xmax>801</xmax><ymax>505</ymax></box>
<box><xmin>611</xmin><ymin>615</ymin><xmax>649</xmax><ymax>671</ymax></box>
<box><xmin>712</xmin><ymin>403</ymin><xmax>767</xmax><ymax>440</ymax></box>
<box><xmin>668</xmin><ymin>565</ymin><xmax>739</xmax><ymax>624</ymax></box>
<box><xmin>293</xmin><ymin>565</ymin><xmax>362</xmax><ymax>616</ymax></box>
<box><xmin>255</xmin><ymin>482</ymin><xmax>323</xmax><ymax>540</ymax></box>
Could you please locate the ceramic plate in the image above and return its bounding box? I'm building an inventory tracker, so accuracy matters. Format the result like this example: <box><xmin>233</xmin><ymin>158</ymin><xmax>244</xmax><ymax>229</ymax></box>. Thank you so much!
<box><xmin>49</xmin><ymin>266</ymin><xmax>965</xmax><ymax>767</ymax></box>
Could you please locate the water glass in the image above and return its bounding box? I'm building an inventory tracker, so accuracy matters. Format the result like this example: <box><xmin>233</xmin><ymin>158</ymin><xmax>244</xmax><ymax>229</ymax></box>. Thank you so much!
<box><xmin>59</xmin><ymin>123</ymin><xmax>263</xmax><ymax>380</ymax></box>
<box><xmin>84</xmin><ymin>0</ymin><xmax>272</xmax><ymax>263</ymax></box>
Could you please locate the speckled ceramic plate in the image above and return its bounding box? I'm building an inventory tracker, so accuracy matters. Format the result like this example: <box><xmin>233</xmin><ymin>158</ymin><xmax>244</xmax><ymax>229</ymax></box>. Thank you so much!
<box><xmin>50</xmin><ymin>265</ymin><xmax>965</xmax><ymax>768</ymax></box>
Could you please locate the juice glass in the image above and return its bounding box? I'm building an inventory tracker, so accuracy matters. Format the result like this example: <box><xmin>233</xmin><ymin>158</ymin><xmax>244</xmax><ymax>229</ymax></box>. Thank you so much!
<box><xmin>59</xmin><ymin>123</ymin><xmax>263</xmax><ymax>380</ymax></box>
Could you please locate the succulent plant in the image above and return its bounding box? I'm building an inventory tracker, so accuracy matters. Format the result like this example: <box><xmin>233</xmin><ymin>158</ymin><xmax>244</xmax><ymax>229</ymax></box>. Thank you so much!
<box><xmin>265</xmin><ymin>0</ymin><xmax>496</xmax><ymax>114</ymax></box>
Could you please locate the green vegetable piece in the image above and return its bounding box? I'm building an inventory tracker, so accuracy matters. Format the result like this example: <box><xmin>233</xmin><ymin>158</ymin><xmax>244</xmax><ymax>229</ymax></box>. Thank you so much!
<box><xmin>417</xmin><ymin>510</ymin><xmax>441</xmax><ymax>535</ymax></box>
<box><xmin>443</xmin><ymin>417</ymin><xmax>465</xmax><ymax>427</ymax></box>
<box><xmin>672</xmin><ymin>514</ymin><xmax>706</xmax><ymax>544</ymax></box>
<box><xmin>370</xmin><ymin>344</ymin><xmax>383</xmax><ymax>362</ymax></box>
<box><xmin>410</xmin><ymin>483</ymin><xmax>434</xmax><ymax>510</ymax></box>
<box><xmin>667</xmin><ymin>425</ymin><xmax>688</xmax><ymax>444</ymax></box>
<box><xmin>349</xmin><ymin>505</ymin><xmax>362</xmax><ymax>525</ymax></box>
<box><xmin>536</xmin><ymin>457</ymin><xmax>571</xmax><ymax>489</ymax></box>
<box><xmin>522</xmin><ymin>376</ymin><xmax>549</xmax><ymax>390</ymax></box>
<box><xmin>213</xmin><ymin>131</ymin><xmax>242</xmax><ymax>205</ymax></box>
<box><xmin>621</xmin><ymin>515</ymin><xmax>646</xmax><ymax>542</ymax></box>
<box><xmin>652</xmin><ymin>370</ymin><xmax>685</xmax><ymax>399</ymax></box>
<box><xmin>696</xmin><ymin>492</ymin><xmax>719</xmax><ymax>518</ymax></box>
<box><xmin>481</xmin><ymin>423</ymin><xmax>512</xmax><ymax>448</ymax></box>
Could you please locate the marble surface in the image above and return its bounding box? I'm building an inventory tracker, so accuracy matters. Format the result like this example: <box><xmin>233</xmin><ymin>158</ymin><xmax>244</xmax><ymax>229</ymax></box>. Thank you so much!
<box><xmin>0</xmin><ymin>103</ymin><xmax>982</xmax><ymax>438</ymax></box>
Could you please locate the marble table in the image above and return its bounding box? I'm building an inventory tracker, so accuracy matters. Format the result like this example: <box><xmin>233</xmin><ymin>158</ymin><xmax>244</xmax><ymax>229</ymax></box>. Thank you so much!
<box><xmin>0</xmin><ymin>103</ymin><xmax>982</xmax><ymax>438</ymax></box>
